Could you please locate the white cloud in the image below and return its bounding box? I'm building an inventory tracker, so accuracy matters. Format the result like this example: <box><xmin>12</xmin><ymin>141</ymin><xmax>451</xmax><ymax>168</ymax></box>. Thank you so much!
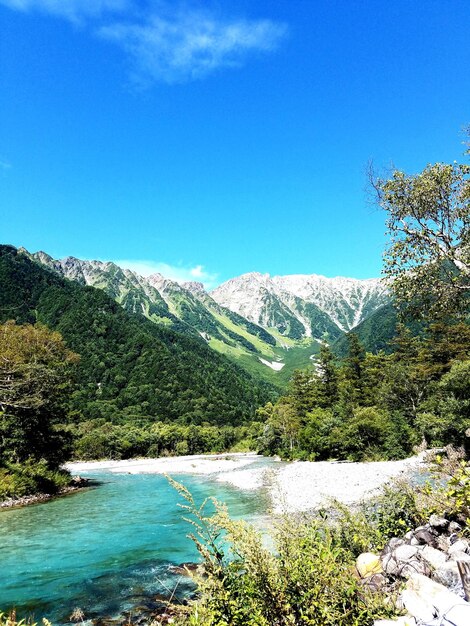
<box><xmin>2</xmin><ymin>0</ymin><xmax>287</xmax><ymax>83</ymax></box>
<box><xmin>99</xmin><ymin>11</ymin><xmax>288</xmax><ymax>84</ymax></box>
<box><xmin>0</xmin><ymin>159</ymin><xmax>11</xmax><ymax>170</ymax></box>
<box><xmin>113</xmin><ymin>259</ymin><xmax>219</xmax><ymax>289</ymax></box>
<box><xmin>0</xmin><ymin>0</ymin><xmax>128</xmax><ymax>21</ymax></box>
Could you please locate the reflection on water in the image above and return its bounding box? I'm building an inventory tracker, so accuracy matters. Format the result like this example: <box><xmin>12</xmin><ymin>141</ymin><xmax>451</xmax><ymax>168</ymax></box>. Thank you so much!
<box><xmin>0</xmin><ymin>462</ymin><xmax>272</xmax><ymax>623</ymax></box>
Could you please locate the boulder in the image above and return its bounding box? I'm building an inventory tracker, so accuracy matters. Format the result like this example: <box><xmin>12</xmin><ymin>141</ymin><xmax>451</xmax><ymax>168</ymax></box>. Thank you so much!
<box><xmin>428</xmin><ymin>514</ymin><xmax>449</xmax><ymax>530</ymax></box>
<box><xmin>356</xmin><ymin>552</ymin><xmax>382</xmax><ymax>578</ymax></box>
<box><xmin>361</xmin><ymin>573</ymin><xmax>387</xmax><ymax>592</ymax></box>
<box><xmin>401</xmin><ymin>589</ymin><xmax>436</xmax><ymax>623</ymax></box>
<box><xmin>414</xmin><ymin>528</ymin><xmax>437</xmax><ymax>547</ymax></box>
<box><xmin>448</xmin><ymin>539</ymin><xmax>469</xmax><ymax>556</ymax></box>
<box><xmin>449</xmin><ymin>550</ymin><xmax>470</xmax><ymax>563</ymax></box>
<box><xmin>436</xmin><ymin>535</ymin><xmax>451</xmax><ymax>552</ymax></box>
<box><xmin>419</xmin><ymin>545</ymin><xmax>448</xmax><ymax>570</ymax></box>
<box><xmin>449</xmin><ymin>521</ymin><xmax>463</xmax><ymax>533</ymax></box>
<box><xmin>405</xmin><ymin>574</ymin><xmax>470</xmax><ymax>625</ymax></box>
<box><xmin>381</xmin><ymin>545</ymin><xmax>430</xmax><ymax>578</ymax></box>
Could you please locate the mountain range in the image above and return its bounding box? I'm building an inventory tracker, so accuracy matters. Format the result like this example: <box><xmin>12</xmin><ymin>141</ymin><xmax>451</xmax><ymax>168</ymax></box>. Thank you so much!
<box><xmin>22</xmin><ymin>248</ymin><xmax>393</xmax><ymax>384</ymax></box>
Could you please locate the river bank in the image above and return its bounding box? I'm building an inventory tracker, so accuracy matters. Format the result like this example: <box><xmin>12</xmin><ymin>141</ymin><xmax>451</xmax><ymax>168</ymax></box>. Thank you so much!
<box><xmin>67</xmin><ymin>452</ymin><xmax>426</xmax><ymax>513</ymax></box>
<box><xmin>0</xmin><ymin>477</ymin><xmax>91</xmax><ymax>510</ymax></box>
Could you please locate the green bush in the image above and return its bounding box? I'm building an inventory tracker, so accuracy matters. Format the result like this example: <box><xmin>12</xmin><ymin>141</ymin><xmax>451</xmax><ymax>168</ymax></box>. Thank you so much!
<box><xmin>171</xmin><ymin>479</ymin><xmax>398</xmax><ymax>626</ymax></box>
<box><xmin>0</xmin><ymin>460</ymin><xmax>71</xmax><ymax>500</ymax></box>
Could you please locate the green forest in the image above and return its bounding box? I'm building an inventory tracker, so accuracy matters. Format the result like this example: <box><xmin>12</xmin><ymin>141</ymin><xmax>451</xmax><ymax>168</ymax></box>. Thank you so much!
<box><xmin>0</xmin><ymin>153</ymin><xmax>469</xmax><ymax>501</ymax></box>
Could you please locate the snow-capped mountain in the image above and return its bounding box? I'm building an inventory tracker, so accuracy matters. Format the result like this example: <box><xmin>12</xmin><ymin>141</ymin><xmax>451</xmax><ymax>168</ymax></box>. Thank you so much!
<box><xmin>211</xmin><ymin>272</ymin><xmax>389</xmax><ymax>336</ymax></box>
<box><xmin>22</xmin><ymin>249</ymin><xmax>391</xmax><ymax>384</ymax></box>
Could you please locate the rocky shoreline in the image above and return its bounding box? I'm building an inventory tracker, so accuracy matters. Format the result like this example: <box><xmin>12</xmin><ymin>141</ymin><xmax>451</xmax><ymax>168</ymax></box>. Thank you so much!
<box><xmin>0</xmin><ymin>476</ymin><xmax>91</xmax><ymax>510</ymax></box>
<box><xmin>356</xmin><ymin>514</ymin><xmax>470</xmax><ymax>625</ymax></box>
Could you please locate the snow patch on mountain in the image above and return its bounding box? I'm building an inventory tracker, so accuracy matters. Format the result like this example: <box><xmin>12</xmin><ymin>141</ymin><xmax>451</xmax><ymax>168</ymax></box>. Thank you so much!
<box><xmin>259</xmin><ymin>358</ymin><xmax>285</xmax><ymax>371</ymax></box>
<box><xmin>211</xmin><ymin>272</ymin><xmax>389</xmax><ymax>336</ymax></box>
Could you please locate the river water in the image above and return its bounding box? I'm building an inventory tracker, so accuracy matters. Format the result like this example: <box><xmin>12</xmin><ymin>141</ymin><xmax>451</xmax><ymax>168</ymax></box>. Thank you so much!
<box><xmin>0</xmin><ymin>460</ymin><xmax>273</xmax><ymax>623</ymax></box>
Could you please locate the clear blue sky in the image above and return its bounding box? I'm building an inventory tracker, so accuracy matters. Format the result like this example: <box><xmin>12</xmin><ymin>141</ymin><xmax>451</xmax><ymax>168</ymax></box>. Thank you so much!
<box><xmin>1</xmin><ymin>0</ymin><xmax>469</xmax><ymax>287</ymax></box>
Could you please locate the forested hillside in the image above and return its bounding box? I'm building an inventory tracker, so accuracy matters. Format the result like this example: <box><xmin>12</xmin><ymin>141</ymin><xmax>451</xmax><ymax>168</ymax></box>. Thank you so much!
<box><xmin>0</xmin><ymin>246</ymin><xmax>275</xmax><ymax>429</ymax></box>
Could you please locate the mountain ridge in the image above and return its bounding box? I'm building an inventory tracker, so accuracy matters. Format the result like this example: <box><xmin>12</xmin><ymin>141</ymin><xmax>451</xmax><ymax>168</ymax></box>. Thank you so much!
<box><xmin>20</xmin><ymin>247</ymin><xmax>392</xmax><ymax>384</ymax></box>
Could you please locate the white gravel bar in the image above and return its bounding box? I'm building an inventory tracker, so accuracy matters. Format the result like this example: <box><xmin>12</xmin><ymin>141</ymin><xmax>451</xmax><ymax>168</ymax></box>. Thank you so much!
<box><xmin>67</xmin><ymin>452</ymin><xmax>426</xmax><ymax>514</ymax></box>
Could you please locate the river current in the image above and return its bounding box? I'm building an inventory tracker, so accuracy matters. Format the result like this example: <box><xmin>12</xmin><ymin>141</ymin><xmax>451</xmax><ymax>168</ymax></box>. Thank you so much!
<box><xmin>0</xmin><ymin>459</ymin><xmax>273</xmax><ymax>623</ymax></box>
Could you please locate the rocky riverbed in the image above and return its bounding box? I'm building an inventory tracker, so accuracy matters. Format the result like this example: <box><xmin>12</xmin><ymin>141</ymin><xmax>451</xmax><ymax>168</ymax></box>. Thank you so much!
<box><xmin>356</xmin><ymin>514</ymin><xmax>470</xmax><ymax>625</ymax></box>
<box><xmin>0</xmin><ymin>476</ymin><xmax>91</xmax><ymax>509</ymax></box>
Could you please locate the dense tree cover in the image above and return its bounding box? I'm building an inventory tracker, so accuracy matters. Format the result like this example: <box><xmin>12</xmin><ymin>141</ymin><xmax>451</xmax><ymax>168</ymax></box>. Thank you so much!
<box><xmin>0</xmin><ymin>246</ymin><xmax>275</xmax><ymax>433</ymax></box>
<box><xmin>258</xmin><ymin>323</ymin><xmax>470</xmax><ymax>461</ymax></box>
<box><xmin>0</xmin><ymin>321</ymin><xmax>76</xmax><ymax>497</ymax></box>
<box><xmin>66</xmin><ymin>419</ymin><xmax>263</xmax><ymax>459</ymax></box>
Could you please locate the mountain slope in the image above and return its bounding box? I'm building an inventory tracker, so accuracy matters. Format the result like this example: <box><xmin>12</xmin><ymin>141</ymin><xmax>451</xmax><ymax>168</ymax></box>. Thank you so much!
<box><xmin>332</xmin><ymin>304</ymin><xmax>398</xmax><ymax>357</ymax></box>
<box><xmin>0</xmin><ymin>245</ymin><xmax>275</xmax><ymax>425</ymax></box>
<box><xmin>24</xmin><ymin>251</ymin><xmax>315</xmax><ymax>384</ymax></box>
<box><xmin>23</xmin><ymin>249</ymin><xmax>392</xmax><ymax>384</ymax></box>
<box><xmin>211</xmin><ymin>272</ymin><xmax>389</xmax><ymax>337</ymax></box>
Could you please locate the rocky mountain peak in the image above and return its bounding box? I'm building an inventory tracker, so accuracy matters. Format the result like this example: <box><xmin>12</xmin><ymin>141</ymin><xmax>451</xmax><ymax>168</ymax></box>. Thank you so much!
<box><xmin>182</xmin><ymin>281</ymin><xmax>206</xmax><ymax>295</ymax></box>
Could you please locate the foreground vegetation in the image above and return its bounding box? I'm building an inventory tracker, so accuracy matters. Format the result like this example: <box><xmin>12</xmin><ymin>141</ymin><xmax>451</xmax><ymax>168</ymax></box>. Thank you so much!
<box><xmin>171</xmin><ymin>448</ymin><xmax>470</xmax><ymax>626</ymax></box>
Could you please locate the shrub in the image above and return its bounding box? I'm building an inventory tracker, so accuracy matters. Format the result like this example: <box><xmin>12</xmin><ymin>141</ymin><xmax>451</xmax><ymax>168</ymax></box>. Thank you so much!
<box><xmin>0</xmin><ymin>460</ymin><xmax>71</xmax><ymax>500</ymax></box>
<box><xmin>170</xmin><ymin>479</ymin><xmax>398</xmax><ymax>626</ymax></box>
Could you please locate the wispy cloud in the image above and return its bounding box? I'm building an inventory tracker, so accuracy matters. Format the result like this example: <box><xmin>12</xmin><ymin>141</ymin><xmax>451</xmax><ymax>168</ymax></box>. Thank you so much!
<box><xmin>114</xmin><ymin>259</ymin><xmax>219</xmax><ymax>289</ymax></box>
<box><xmin>1</xmin><ymin>0</ymin><xmax>287</xmax><ymax>83</ymax></box>
<box><xmin>0</xmin><ymin>0</ymin><xmax>128</xmax><ymax>21</ymax></box>
<box><xmin>99</xmin><ymin>11</ymin><xmax>288</xmax><ymax>84</ymax></box>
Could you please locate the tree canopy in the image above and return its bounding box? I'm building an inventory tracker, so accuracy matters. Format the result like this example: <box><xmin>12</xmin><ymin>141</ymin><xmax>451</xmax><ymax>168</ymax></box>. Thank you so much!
<box><xmin>0</xmin><ymin>320</ymin><xmax>77</xmax><ymax>467</ymax></box>
<box><xmin>372</xmin><ymin>160</ymin><xmax>470</xmax><ymax>321</ymax></box>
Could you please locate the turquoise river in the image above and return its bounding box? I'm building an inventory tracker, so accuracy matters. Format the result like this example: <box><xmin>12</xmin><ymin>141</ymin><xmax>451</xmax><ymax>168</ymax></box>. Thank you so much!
<box><xmin>0</xmin><ymin>458</ymin><xmax>274</xmax><ymax>623</ymax></box>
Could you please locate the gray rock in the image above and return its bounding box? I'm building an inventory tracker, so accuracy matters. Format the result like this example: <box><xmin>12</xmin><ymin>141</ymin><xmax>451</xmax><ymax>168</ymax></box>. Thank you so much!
<box><xmin>420</xmin><ymin>545</ymin><xmax>449</xmax><ymax>570</ymax></box>
<box><xmin>388</xmin><ymin>537</ymin><xmax>406</xmax><ymax>550</ymax></box>
<box><xmin>432</xmin><ymin>560</ymin><xmax>461</xmax><ymax>587</ymax></box>
<box><xmin>448</xmin><ymin>539</ymin><xmax>470</xmax><ymax>556</ymax></box>
<box><xmin>436</xmin><ymin>535</ymin><xmax>451</xmax><ymax>552</ymax></box>
<box><xmin>414</xmin><ymin>528</ymin><xmax>438</xmax><ymax>547</ymax></box>
<box><xmin>449</xmin><ymin>550</ymin><xmax>470</xmax><ymax>563</ymax></box>
<box><xmin>395</xmin><ymin>544</ymin><xmax>420</xmax><ymax>561</ymax></box>
<box><xmin>449</xmin><ymin>521</ymin><xmax>463</xmax><ymax>533</ymax></box>
<box><xmin>429</xmin><ymin>514</ymin><xmax>449</xmax><ymax>529</ymax></box>
<box><xmin>382</xmin><ymin>552</ymin><xmax>430</xmax><ymax>578</ymax></box>
<box><xmin>361</xmin><ymin>573</ymin><xmax>388</xmax><ymax>592</ymax></box>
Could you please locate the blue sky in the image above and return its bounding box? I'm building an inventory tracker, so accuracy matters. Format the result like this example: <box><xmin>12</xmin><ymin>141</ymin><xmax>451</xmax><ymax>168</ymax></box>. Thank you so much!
<box><xmin>1</xmin><ymin>0</ymin><xmax>469</xmax><ymax>287</ymax></box>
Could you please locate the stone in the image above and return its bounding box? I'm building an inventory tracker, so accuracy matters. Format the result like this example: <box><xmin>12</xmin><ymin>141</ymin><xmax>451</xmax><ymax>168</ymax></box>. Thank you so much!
<box><xmin>436</xmin><ymin>534</ymin><xmax>451</xmax><ymax>552</ymax></box>
<box><xmin>442</xmin><ymin>604</ymin><xmax>470</xmax><ymax>625</ymax></box>
<box><xmin>381</xmin><ymin>545</ymin><xmax>420</xmax><ymax>577</ymax></box>
<box><xmin>428</xmin><ymin>514</ymin><xmax>449</xmax><ymax>529</ymax></box>
<box><xmin>419</xmin><ymin>545</ymin><xmax>448</xmax><ymax>570</ymax></box>
<box><xmin>388</xmin><ymin>537</ymin><xmax>406</xmax><ymax>550</ymax></box>
<box><xmin>401</xmin><ymin>589</ymin><xmax>437</xmax><ymax>623</ymax></box>
<box><xmin>356</xmin><ymin>552</ymin><xmax>382</xmax><ymax>578</ymax></box>
<box><xmin>404</xmin><ymin>530</ymin><xmax>414</xmax><ymax>542</ymax></box>
<box><xmin>414</xmin><ymin>528</ymin><xmax>437</xmax><ymax>547</ymax></box>
<box><xmin>406</xmin><ymin>573</ymin><xmax>469</xmax><ymax>621</ymax></box>
<box><xmin>395</xmin><ymin>544</ymin><xmax>420</xmax><ymax>561</ymax></box>
<box><xmin>450</xmin><ymin>550</ymin><xmax>470</xmax><ymax>564</ymax></box>
<box><xmin>449</xmin><ymin>521</ymin><xmax>463</xmax><ymax>533</ymax></box>
<box><xmin>448</xmin><ymin>539</ymin><xmax>470</xmax><ymax>556</ymax></box>
<box><xmin>432</xmin><ymin>562</ymin><xmax>461</xmax><ymax>588</ymax></box>
<box><xmin>361</xmin><ymin>573</ymin><xmax>387</xmax><ymax>592</ymax></box>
